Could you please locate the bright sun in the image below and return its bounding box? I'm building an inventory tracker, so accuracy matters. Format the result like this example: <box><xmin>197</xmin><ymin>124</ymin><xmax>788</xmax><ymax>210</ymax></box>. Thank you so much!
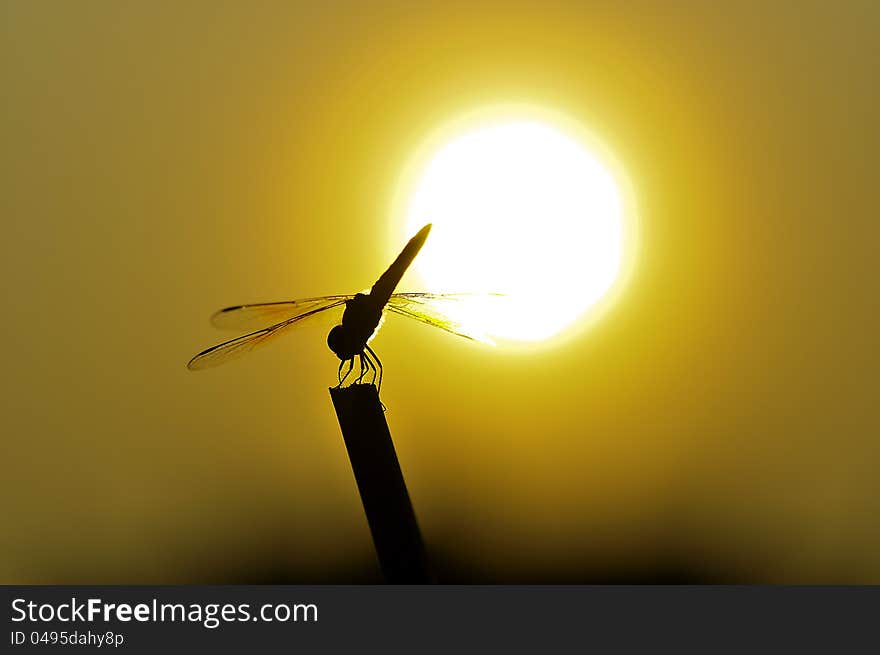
<box><xmin>402</xmin><ymin>117</ymin><xmax>629</xmax><ymax>343</ymax></box>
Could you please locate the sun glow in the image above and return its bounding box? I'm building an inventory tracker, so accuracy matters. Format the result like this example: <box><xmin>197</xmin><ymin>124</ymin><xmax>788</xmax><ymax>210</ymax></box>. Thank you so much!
<box><xmin>400</xmin><ymin>112</ymin><xmax>633</xmax><ymax>343</ymax></box>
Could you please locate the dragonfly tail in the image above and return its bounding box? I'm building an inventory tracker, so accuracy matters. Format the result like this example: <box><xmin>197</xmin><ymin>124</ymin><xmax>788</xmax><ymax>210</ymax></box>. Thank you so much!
<box><xmin>369</xmin><ymin>223</ymin><xmax>431</xmax><ymax>306</ymax></box>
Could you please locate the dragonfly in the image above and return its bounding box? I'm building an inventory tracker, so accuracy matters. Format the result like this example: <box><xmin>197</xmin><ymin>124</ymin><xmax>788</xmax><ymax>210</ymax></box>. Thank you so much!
<box><xmin>187</xmin><ymin>223</ymin><xmax>497</xmax><ymax>390</ymax></box>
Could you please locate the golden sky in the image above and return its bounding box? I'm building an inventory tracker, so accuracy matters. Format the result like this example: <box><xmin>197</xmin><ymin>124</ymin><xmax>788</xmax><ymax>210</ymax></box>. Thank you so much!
<box><xmin>3</xmin><ymin>1</ymin><xmax>878</xmax><ymax>582</ymax></box>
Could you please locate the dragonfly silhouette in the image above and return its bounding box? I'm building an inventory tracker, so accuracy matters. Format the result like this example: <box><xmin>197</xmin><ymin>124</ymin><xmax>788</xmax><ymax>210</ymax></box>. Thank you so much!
<box><xmin>187</xmin><ymin>224</ymin><xmax>496</xmax><ymax>390</ymax></box>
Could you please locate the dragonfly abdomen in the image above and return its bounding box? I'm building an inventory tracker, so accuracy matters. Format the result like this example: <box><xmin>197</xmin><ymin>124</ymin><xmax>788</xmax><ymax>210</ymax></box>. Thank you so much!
<box><xmin>369</xmin><ymin>224</ymin><xmax>431</xmax><ymax>307</ymax></box>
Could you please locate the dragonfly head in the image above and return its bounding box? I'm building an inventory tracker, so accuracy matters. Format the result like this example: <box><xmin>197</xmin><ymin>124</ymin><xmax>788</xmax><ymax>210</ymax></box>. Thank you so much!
<box><xmin>327</xmin><ymin>324</ymin><xmax>357</xmax><ymax>360</ymax></box>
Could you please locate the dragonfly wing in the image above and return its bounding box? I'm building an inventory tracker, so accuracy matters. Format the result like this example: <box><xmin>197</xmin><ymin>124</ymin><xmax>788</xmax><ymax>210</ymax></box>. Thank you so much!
<box><xmin>385</xmin><ymin>293</ymin><xmax>502</xmax><ymax>344</ymax></box>
<box><xmin>188</xmin><ymin>299</ymin><xmax>347</xmax><ymax>370</ymax></box>
<box><xmin>211</xmin><ymin>295</ymin><xmax>351</xmax><ymax>330</ymax></box>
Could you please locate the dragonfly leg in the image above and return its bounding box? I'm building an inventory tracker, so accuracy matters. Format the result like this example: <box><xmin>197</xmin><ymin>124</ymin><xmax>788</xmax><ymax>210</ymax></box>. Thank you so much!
<box><xmin>356</xmin><ymin>353</ymin><xmax>368</xmax><ymax>384</ymax></box>
<box><xmin>363</xmin><ymin>348</ymin><xmax>378</xmax><ymax>388</ymax></box>
<box><xmin>338</xmin><ymin>357</ymin><xmax>354</xmax><ymax>387</ymax></box>
<box><xmin>366</xmin><ymin>344</ymin><xmax>383</xmax><ymax>393</ymax></box>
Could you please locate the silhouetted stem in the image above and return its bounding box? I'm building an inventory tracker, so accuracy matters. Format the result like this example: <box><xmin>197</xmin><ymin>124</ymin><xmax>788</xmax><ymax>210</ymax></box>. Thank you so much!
<box><xmin>330</xmin><ymin>384</ymin><xmax>431</xmax><ymax>583</ymax></box>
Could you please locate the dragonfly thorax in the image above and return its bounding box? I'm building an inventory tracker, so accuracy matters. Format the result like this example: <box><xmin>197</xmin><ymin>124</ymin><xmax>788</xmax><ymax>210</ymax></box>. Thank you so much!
<box><xmin>327</xmin><ymin>293</ymin><xmax>383</xmax><ymax>360</ymax></box>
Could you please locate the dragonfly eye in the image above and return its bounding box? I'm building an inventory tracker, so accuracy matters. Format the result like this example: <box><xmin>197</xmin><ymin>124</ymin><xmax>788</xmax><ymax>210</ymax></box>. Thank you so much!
<box><xmin>327</xmin><ymin>324</ymin><xmax>350</xmax><ymax>360</ymax></box>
